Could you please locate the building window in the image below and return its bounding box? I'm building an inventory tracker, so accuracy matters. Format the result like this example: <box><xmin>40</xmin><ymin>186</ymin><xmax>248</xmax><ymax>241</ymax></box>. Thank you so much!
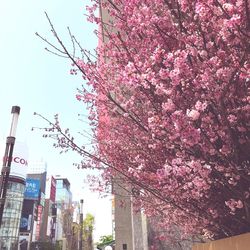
<box><xmin>0</xmin><ymin>180</ymin><xmax>25</xmax><ymax>248</ymax></box>
<box><xmin>56</xmin><ymin>180</ymin><xmax>63</xmax><ymax>188</ymax></box>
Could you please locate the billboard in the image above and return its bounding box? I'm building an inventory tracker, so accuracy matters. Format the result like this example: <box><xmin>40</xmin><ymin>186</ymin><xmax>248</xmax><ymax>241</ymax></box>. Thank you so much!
<box><xmin>19</xmin><ymin>234</ymin><xmax>30</xmax><ymax>250</ymax></box>
<box><xmin>46</xmin><ymin>216</ymin><xmax>56</xmax><ymax>239</ymax></box>
<box><xmin>0</xmin><ymin>141</ymin><xmax>29</xmax><ymax>180</ymax></box>
<box><xmin>45</xmin><ymin>176</ymin><xmax>56</xmax><ymax>202</ymax></box>
<box><xmin>24</xmin><ymin>178</ymin><xmax>40</xmax><ymax>200</ymax></box>
<box><xmin>20</xmin><ymin>200</ymin><xmax>34</xmax><ymax>232</ymax></box>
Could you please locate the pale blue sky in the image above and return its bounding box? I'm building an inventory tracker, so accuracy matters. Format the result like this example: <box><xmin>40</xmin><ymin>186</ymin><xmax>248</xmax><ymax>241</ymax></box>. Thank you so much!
<box><xmin>0</xmin><ymin>0</ymin><xmax>111</xmax><ymax>241</ymax></box>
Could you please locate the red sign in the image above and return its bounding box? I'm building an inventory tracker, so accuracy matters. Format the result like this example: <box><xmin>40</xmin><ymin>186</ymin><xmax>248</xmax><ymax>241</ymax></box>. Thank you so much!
<box><xmin>35</xmin><ymin>205</ymin><xmax>43</xmax><ymax>241</ymax></box>
<box><xmin>50</xmin><ymin>177</ymin><xmax>56</xmax><ymax>202</ymax></box>
<box><xmin>2</xmin><ymin>156</ymin><xmax>28</xmax><ymax>166</ymax></box>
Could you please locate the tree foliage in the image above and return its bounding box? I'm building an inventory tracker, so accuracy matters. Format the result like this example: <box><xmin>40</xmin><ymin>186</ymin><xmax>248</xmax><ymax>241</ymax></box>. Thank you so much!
<box><xmin>98</xmin><ymin>235</ymin><xmax>114</xmax><ymax>245</ymax></box>
<box><xmin>36</xmin><ymin>0</ymin><xmax>250</xmax><ymax>242</ymax></box>
<box><xmin>62</xmin><ymin>208</ymin><xmax>73</xmax><ymax>248</ymax></box>
<box><xmin>82</xmin><ymin>213</ymin><xmax>95</xmax><ymax>250</ymax></box>
<box><xmin>96</xmin><ymin>234</ymin><xmax>114</xmax><ymax>249</ymax></box>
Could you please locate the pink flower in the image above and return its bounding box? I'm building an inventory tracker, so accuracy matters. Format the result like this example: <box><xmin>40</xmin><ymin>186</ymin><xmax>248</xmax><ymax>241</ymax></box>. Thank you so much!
<box><xmin>162</xmin><ymin>99</ymin><xmax>175</xmax><ymax>112</ymax></box>
<box><xmin>225</xmin><ymin>199</ymin><xmax>244</xmax><ymax>211</ymax></box>
<box><xmin>227</xmin><ymin>114</ymin><xmax>237</xmax><ymax>124</ymax></box>
<box><xmin>186</xmin><ymin>109</ymin><xmax>200</xmax><ymax>120</ymax></box>
<box><xmin>195</xmin><ymin>101</ymin><xmax>207</xmax><ymax>111</ymax></box>
<box><xmin>236</xmin><ymin>200</ymin><xmax>243</xmax><ymax>209</ymax></box>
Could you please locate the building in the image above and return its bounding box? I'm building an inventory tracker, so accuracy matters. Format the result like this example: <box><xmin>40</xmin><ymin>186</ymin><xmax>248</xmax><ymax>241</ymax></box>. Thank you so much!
<box><xmin>27</xmin><ymin>170</ymin><xmax>47</xmax><ymax>242</ymax></box>
<box><xmin>54</xmin><ymin>176</ymin><xmax>72</xmax><ymax>209</ymax></box>
<box><xmin>0</xmin><ymin>141</ymin><xmax>29</xmax><ymax>249</ymax></box>
<box><xmin>54</xmin><ymin>176</ymin><xmax>72</xmax><ymax>248</ymax></box>
<box><xmin>19</xmin><ymin>160</ymin><xmax>47</xmax><ymax>249</ymax></box>
<box><xmin>40</xmin><ymin>175</ymin><xmax>57</xmax><ymax>243</ymax></box>
<box><xmin>19</xmin><ymin>182</ymin><xmax>40</xmax><ymax>249</ymax></box>
<box><xmin>27</xmin><ymin>159</ymin><xmax>47</xmax><ymax>175</ymax></box>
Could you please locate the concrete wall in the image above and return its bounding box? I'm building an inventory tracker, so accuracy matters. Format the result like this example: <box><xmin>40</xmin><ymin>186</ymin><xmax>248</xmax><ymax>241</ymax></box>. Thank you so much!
<box><xmin>132</xmin><ymin>210</ymin><xmax>148</xmax><ymax>250</ymax></box>
<box><xmin>113</xmin><ymin>177</ymin><xmax>149</xmax><ymax>250</ymax></box>
<box><xmin>114</xmin><ymin>180</ymin><xmax>134</xmax><ymax>250</ymax></box>
<box><xmin>192</xmin><ymin>233</ymin><xmax>250</xmax><ymax>250</ymax></box>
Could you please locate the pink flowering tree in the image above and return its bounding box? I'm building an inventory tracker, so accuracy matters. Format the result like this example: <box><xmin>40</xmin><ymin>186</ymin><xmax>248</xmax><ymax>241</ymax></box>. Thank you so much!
<box><xmin>37</xmin><ymin>0</ymin><xmax>250</xmax><ymax>242</ymax></box>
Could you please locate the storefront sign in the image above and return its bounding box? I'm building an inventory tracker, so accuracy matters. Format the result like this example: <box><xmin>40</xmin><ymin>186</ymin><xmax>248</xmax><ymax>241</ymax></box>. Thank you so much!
<box><xmin>0</xmin><ymin>141</ymin><xmax>29</xmax><ymax>180</ymax></box>
<box><xmin>24</xmin><ymin>179</ymin><xmax>40</xmax><ymax>200</ymax></box>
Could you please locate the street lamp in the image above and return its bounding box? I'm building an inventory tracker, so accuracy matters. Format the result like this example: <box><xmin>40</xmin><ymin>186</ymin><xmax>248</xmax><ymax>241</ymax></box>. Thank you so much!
<box><xmin>0</xmin><ymin>106</ymin><xmax>20</xmax><ymax>226</ymax></box>
<box><xmin>79</xmin><ymin>199</ymin><xmax>84</xmax><ymax>250</ymax></box>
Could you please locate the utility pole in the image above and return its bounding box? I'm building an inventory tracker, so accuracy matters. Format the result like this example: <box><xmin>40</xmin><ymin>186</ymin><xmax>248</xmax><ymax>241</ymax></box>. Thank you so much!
<box><xmin>0</xmin><ymin>106</ymin><xmax>20</xmax><ymax>226</ymax></box>
<box><xmin>79</xmin><ymin>199</ymin><xmax>84</xmax><ymax>250</ymax></box>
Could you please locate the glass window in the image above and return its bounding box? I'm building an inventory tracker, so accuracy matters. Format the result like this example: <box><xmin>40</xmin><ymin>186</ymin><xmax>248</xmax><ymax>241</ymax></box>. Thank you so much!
<box><xmin>0</xmin><ymin>181</ymin><xmax>25</xmax><ymax>245</ymax></box>
<box><xmin>56</xmin><ymin>180</ymin><xmax>63</xmax><ymax>188</ymax></box>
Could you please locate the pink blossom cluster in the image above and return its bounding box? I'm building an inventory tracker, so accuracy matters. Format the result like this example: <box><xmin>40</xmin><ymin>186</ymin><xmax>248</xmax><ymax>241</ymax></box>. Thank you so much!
<box><xmin>225</xmin><ymin>199</ymin><xmax>243</xmax><ymax>213</ymax></box>
<box><xmin>71</xmin><ymin>0</ymin><xmax>250</xmax><ymax>241</ymax></box>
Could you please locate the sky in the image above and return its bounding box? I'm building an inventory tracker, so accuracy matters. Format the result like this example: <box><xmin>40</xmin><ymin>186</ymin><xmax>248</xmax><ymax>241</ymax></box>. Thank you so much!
<box><xmin>0</xmin><ymin>0</ymin><xmax>112</xmax><ymax>241</ymax></box>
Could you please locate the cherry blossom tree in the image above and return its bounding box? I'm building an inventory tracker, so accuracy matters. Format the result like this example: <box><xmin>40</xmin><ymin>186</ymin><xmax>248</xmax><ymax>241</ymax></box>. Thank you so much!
<box><xmin>36</xmin><ymin>0</ymin><xmax>250</xmax><ymax>242</ymax></box>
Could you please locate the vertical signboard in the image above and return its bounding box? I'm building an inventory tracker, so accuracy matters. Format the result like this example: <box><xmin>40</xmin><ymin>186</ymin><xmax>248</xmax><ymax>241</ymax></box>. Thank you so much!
<box><xmin>50</xmin><ymin>176</ymin><xmax>56</xmax><ymax>202</ymax></box>
<box><xmin>35</xmin><ymin>205</ymin><xmax>43</xmax><ymax>241</ymax></box>
<box><xmin>45</xmin><ymin>176</ymin><xmax>56</xmax><ymax>202</ymax></box>
<box><xmin>40</xmin><ymin>192</ymin><xmax>45</xmax><ymax>207</ymax></box>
